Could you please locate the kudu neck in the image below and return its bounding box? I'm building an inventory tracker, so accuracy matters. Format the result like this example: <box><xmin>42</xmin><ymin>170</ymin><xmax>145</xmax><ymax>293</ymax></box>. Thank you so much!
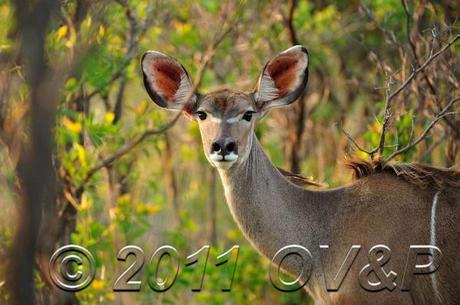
<box><xmin>217</xmin><ymin>133</ymin><xmax>329</xmax><ymax>259</ymax></box>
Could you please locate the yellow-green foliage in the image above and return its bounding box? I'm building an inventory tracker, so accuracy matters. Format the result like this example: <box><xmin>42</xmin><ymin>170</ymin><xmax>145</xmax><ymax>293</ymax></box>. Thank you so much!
<box><xmin>0</xmin><ymin>0</ymin><xmax>458</xmax><ymax>304</ymax></box>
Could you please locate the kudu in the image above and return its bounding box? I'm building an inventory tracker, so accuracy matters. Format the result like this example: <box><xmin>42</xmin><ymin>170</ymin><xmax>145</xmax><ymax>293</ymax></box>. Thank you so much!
<box><xmin>141</xmin><ymin>46</ymin><xmax>460</xmax><ymax>305</ymax></box>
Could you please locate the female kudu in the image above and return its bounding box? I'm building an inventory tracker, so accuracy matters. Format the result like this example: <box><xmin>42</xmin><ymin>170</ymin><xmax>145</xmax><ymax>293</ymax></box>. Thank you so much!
<box><xmin>141</xmin><ymin>45</ymin><xmax>460</xmax><ymax>305</ymax></box>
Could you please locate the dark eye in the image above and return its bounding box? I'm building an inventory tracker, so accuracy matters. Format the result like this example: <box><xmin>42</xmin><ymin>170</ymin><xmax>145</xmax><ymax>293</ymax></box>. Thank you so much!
<box><xmin>196</xmin><ymin>111</ymin><xmax>207</xmax><ymax>120</ymax></box>
<box><xmin>242</xmin><ymin>111</ymin><xmax>255</xmax><ymax>122</ymax></box>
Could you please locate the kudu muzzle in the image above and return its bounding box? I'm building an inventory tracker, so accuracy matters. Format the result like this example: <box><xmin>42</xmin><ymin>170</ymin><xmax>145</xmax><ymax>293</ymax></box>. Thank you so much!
<box><xmin>210</xmin><ymin>137</ymin><xmax>238</xmax><ymax>162</ymax></box>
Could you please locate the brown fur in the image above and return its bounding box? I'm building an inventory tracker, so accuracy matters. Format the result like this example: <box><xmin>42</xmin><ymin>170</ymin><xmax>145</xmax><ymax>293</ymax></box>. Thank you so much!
<box><xmin>346</xmin><ymin>158</ymin><xmax>460</xmax><ymax>191</ymax></box>
<box><xmin>276</xmin><ymin>167</ymin><xmax>323</xmax><ymax>187</ymax></box>
<box><xmin>199</xmin><ymin>89</ymin><xmax>253</xmax><ymax>113</ymax></box>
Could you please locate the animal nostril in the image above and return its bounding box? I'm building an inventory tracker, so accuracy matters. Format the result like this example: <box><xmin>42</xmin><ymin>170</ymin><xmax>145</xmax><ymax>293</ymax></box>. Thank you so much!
<box><xmin>211</xmin><ymin>142</ymin><xmax>222</xmax><ymax>153</ymax></box>
<box><xmin>225</xmin><ymin>141</ymin><xmax>236</xmax><ymax>154</ymax></box>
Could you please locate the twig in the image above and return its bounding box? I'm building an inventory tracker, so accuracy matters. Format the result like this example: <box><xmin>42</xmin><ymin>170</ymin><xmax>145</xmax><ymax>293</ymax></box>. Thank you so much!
<box><xmin>401</xmin><ymin>0</ymin><xmax>437</xmax><ymax>97</ymax></box>
<box><xmin>75</xmin><ymin>110</ymin><xmax>182</xmax><ymax>194</ymax></box>
<box><xmin>280</xmin><ymin>0</ymin><xmax>311</xmax><ymax>173</ymax></box>
<box><xmin>377</xmin><ymin>34</ymin><xmax>460</xmax><ymax>154</ymax></box>
<box><xmin>282</xmin><ymin>0</ymin><xmax>299</xmax><ymax>45</ymax></box>
<box><xmin>361</xmin><ymin>4</ymin><xmax>400</xmax><ymax>47</ymax></box>
<box><xmin>86</xmin><ymin>0</ymin><xmax>154</xmax><ymax>100</ymax></box>
<box><xmin>386</xmin><ymin>34</ymin><xmax>459</xmax><ymax>102</ymax></box>
<box><xmin>384</xmin><ymin>97</ymin><xmax>460</xmax><ymax>163</ymax></box>
<box><xmin>193</xmin><ymin>5</ymin><xmax>239</xmax><ymax>87</ymax></box>
<box><xmin>377</xmin><ymin>76</ymin><xmax>395</xmax><ymax>155</ymax></box>
<box><xmin>341</xmin><ymin>125</ymin><xmax>372</xmax><ymax>155</ymax></box>
<box><xmin>344</xmin><ymin>33</ymin><xmax>460</xmax><ymax>158</ymax></box>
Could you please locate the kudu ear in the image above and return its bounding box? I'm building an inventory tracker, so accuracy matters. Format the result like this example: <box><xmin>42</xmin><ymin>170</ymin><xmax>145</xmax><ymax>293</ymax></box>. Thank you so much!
<box><xmin>254</xmin><ymin>45</ymin><xmax>309</xmax><ymax>112</ymax></box>
<box><xmin>141</xmin><ymin>51</ymin><xmax>197</xmax><ymax>112</ymax></box>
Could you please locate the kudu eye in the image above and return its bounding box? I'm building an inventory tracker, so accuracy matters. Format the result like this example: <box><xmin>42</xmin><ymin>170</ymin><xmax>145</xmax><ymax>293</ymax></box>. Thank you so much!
<box><xmin>242</xmin><ymin>111</ymin><xmax>255</xmax><ymax>122</ymax></box>
<box><xmin>196</xmin><ymin>111</ymin><xmax>207</xmax><ymax>121</ymax></box>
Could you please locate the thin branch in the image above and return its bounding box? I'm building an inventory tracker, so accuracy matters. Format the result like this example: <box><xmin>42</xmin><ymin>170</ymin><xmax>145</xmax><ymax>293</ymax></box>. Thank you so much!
<box><xmin>193</xmin><ymin>15</ymin><xmax>237</xmax><ymax>87</ymax></box>
<box><xmin>86</xmin><ymin>0</ymin><xmax>154</xmax><ymax>100</ymax></box>
<box><xmin>75</xmin><ymin>110</ymin><xmax>182</xmax><ymax>194</ymax></box>
<box><xmin>75</xmin><ymin>17</ymin><xmax>235</xmax><ymax>194</ymax></box>
<box><xmin>351</xmin><ymin>33</ymin><xmax>460</xmax><ymax>158</ymax></box>
<box><xmin>282</xmin><ymin>0</ymin><xmax>299</xmax><ymax>45</ymax></box>
<box><xmin>384</xmin><ymin>97</ymin><xmax>460</xmax><ymax>163</ymax></box>
<box><xmin>361</xmin><ymin>4</ymin><xmax>400</xmax><ymax>47</ymax></box>
<box><xmin>341</xmin><ymin>125</ymin><xmax>373</xmax><ymax>155</ymax></box>
<box><xmin>280</xmin><ymin>0</ymin><xmax>310</xmax><ymax>172</ymax></box>
<box><xmin>401</xmin><ymin>0</ymin><xmax>437</xmax><ymax>97</ymax></box>
<box><xmin>377</xmin><ymin>34</ymin><xmax>460</xmax><ymax>154</ymax></box>
<box><xmin>386</xmin><ymin>34</ymin><xmax>459</xmax><ymax>102</ymax></box>
<box><xmin>401</xmin><ymin>0</ymin><xmax>416</xmax><ymax>56</ymax></box>
<box><xmin>377</xmin><ymin>76</ymin><xmax>395</xmax><ymax>155</ymax></box>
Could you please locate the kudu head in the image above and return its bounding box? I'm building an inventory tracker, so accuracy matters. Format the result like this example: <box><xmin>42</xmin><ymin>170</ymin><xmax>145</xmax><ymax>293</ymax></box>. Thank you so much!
<box><xmin>141</xmin><ymin>46</ymin><xmax>309</xmax><ymax>170</ymax></box>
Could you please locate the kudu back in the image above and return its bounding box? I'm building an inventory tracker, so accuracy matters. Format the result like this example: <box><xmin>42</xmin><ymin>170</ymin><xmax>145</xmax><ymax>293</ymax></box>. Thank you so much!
<box><xmin>141</xmin><ymin>45</ymin><xmax>460</xmax><ymax>305</ymax></box>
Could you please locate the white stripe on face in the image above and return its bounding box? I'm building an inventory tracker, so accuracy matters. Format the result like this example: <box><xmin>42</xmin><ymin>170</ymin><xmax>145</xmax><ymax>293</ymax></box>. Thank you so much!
<box><xmin>209</xmin><ymin>115</ymin><xmax>242</xmax><ymax>124</ymax></box>
<box><xmin>226</xmin><ymin>117</ymin><xmax>239</xmax><ymax>124</ymax></box>
<box><xmin>199</xmin><ymin>107</ymin><xmax>256</xmax><ymax>124</ymax></box>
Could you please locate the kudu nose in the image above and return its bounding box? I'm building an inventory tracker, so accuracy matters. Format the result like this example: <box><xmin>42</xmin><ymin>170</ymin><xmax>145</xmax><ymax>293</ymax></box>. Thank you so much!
<box><xmin>211</xmin><ymin>138</ymin><xmax>237</xmax><ymax>157</ymax></box>
<box><xmin>211</xmin><ymin>142</ymin><xmax>222</xmax><ymax>154</ymax></box>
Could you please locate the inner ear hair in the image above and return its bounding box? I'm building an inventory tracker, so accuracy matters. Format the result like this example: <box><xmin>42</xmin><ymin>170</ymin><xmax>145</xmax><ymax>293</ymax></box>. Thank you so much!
<box><xmin>255</xmin><ymin>45</ymin><xmax>309</xmax><ymax>110</ymax></box>
<box><xmin>141</xmin><ymin>51</ymin><xmax>195</xmax><ymax>110</ymax></box>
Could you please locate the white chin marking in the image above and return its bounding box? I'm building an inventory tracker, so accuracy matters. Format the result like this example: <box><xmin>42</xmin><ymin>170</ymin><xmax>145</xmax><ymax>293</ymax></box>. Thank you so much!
<box><xmin>224</xmin><ymin>152</ymin><xmax>238</xmax><ymax>161</ymax></box>
<box><xmin>214</xmin><ymin>160</ymin><xmax>236</xmax><ymax>170</ymax></box>
<box><xmin>210</xmin><ymin>153</ymin><xmax>223</xmax><ymax>161</ymax></box>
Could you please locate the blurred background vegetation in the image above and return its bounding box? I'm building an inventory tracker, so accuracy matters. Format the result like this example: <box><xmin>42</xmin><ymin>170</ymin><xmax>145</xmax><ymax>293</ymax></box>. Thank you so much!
<box><xmin>0</xmin><ymin>0</ymin><xmax>459</xmax><ymax>304</ymax></box>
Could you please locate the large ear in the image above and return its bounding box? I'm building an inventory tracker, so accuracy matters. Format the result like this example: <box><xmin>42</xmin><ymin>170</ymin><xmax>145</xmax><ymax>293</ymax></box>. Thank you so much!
<box><xmin>254</xmin><ymin>45</ymin><xmax>309</xmax><ymax>111</ymax></box>
<box><xmin>141</xmin><ymin>51</ymin><xmax>197</xmax><ymax>111</ymax></box>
